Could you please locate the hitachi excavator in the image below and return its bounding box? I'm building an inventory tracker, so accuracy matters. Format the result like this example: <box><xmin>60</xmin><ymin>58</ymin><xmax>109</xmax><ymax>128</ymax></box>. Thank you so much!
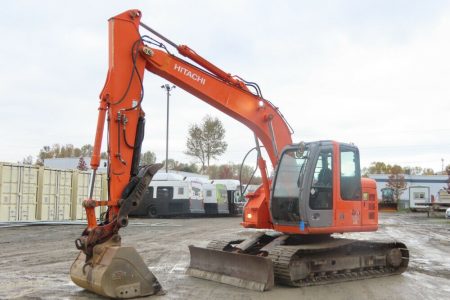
<box><xmin>70</xmin><ymin>9</ymin><xmax>409</xmax><ymax>299</ymax></box>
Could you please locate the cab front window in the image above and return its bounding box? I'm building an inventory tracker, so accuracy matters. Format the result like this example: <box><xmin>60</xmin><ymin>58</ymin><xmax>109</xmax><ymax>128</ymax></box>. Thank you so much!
<box><xmin>272</xmin><ymin>147</ymin><xmax>309</xmax><ymax>223</ymax></box>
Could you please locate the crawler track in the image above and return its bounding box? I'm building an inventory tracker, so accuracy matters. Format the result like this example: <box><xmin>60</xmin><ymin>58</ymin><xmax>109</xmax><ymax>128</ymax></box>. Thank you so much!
<box><xmin>205</xmin><ymin>236</ymin><xmax>409</xmax><ymax>288</ymax></box>
<box><xmin>268</xmin><ymin>239</ymin><xmax>409</xmax><ymax>287</ymax></box>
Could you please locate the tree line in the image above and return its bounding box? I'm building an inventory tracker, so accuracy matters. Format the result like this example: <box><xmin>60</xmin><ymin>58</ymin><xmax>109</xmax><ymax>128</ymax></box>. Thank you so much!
<box><xmin>364</xmin><ymin>161</ymin><xmax>450</xmax><ymax>202</ymax></box>
<box><xmin>20</xmin><ymin>114</ymin><xmax>447</xmax><ymax>189</ymax></box>
<box><xmin>18</xmin><ymin>114</ymin><xmax>261</xmax><ymax>184</ymax></box>
<box><xmin>362</xmin><ymin>161</ymin><xmax>438</xmax><ymax>176</ymax></box>
<box><xmin>160</xmin><ymin>159</ymin><xmax>261</xmax><ymax>185</ymax></box>
<box><xmin>22</xmin><ymin>144</ymin><xmax>107</xmax><ymax>166</ymax></box>
<box><xmin>22</xmin><ymin>115</ymin><xmax>225</xmax><ymax>165</ymax></box>
<box><xmin>22</xmin><ymin>144</ymin><xmax>260</xmax><ymax>184</ymax></box>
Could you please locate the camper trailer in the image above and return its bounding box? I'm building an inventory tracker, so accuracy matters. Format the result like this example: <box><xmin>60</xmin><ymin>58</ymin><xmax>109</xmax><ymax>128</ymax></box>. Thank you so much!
<box><xmin>409</xmin><ymin>186</ymin><xmax>430</xmax><ymax>211</ymax></box>
<box><xmin>435</xmin><ymin>188</ymin><xmax>450</xmax><ymax>211</ymax></box>
<box><xmin>202</xmin><ymin>183</ymin><xmax>229</xmax><ymax>215</ymax></box>
<box><xmin>210</xmin><ymin>179</ymin><xmax>245</xmax><ymax>215</ymax></box>
<box><xmin>130</xmin><ymin>173</ymin><xmax>205</xmax><ymax>217</ymax></box>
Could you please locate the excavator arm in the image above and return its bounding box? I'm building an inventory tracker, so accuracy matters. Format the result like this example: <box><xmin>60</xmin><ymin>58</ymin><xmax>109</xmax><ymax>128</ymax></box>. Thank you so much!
<box><xmin>95</xmin><ymin>9</ymin><xmax>293</xmax><ymax>234</ymax></box>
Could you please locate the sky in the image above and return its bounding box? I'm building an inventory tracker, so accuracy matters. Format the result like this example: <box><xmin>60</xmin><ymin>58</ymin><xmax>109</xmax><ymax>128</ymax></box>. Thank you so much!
<box><xmin>1</xmin><ymin>0</ymin><xmax>449</xmax><ymax>174</ymax></box>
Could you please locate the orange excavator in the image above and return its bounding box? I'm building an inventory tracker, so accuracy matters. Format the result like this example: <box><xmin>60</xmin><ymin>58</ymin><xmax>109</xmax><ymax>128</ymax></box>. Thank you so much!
<box><xmin>70</xmin><ymin>9</ymin><xmax>409</xmax><ymax>298</ymax></box>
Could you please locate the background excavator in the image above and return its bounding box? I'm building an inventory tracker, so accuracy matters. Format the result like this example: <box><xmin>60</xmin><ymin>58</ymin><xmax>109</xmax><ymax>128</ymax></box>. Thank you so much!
<box><xmin>70</xmin><ymin>9</ymin><xmax>409</xmax><ymax>299</ymax></box>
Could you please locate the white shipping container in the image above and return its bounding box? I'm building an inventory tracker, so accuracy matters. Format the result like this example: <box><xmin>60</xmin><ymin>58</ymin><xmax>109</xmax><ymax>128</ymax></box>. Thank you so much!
<box><xmin>76</xmin><ymin>172</ymin><xmax>104</xmax><ymax>220</ymax></box>
<box><xmin>0</xmin><ymin>164</ymin><xmax>38</xmax><ymax>221</ymax></box>
<box><xmin>41</xmin><ymin>169</ymin><xmax>73</xmax><ymax>221</ymax></box>
<box><xmin>19</xmin><ymin>166</ymin><xmax>38</xmax><ymax>220</ymax></box>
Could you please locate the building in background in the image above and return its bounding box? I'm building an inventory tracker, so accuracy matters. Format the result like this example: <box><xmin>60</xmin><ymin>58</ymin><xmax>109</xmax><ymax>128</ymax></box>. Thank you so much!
<box><xmin>369</xmin><ymin>174</ymin><xmax>448</xmax><ymax>209</ymax></box>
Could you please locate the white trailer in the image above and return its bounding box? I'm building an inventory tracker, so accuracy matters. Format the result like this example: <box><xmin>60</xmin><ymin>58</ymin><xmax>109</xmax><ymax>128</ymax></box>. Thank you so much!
<box><xmin>130</xmin><ymin>173</ymin><xmax>205</xmax><ymax>217</ymax></box>
<box><xmin>434</xmin><ymin>189</ymin><xmax>450</xmax><ymax>211</ymax></box>
<box><xmin>210</xmin><ymin>179</ymin><xmax>245</xmax><ymax>215</ymax></box>
<box><xmin>409</xmin><ymin>186</ymin><xmax>430</xmax><ymax>211</ymax></box>
<box><xmin>202</xmin><ymin>183</ymin><xmax>229</xmax><ymax>215</ymax></box>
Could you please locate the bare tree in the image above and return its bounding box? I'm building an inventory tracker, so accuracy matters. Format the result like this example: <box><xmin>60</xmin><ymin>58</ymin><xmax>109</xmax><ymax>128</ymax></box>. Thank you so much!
<box><xmin>386</xmin><ymin>165</ymin><xmax>407</xmax><ymax>201</ymax></box>
<box><xmin>77</xmin><ymin>157</ymin><xmax>88</xmax><ymax>171</ymax></box>
<box><xmin>21</xmin><ymin>155</ymin><xmax>34</xmax><ymax>165</ymax></box>
<box><xmin>185</xmin><ymin>115</ymin><xmax>227</xmax><ymax>173</ymax></box>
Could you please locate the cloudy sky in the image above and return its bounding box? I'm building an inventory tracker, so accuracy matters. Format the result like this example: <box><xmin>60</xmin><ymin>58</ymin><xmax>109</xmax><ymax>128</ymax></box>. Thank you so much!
<box><xmin>1</xmin><ymin>1</ymin><xmax>449</xmax><ymax>173</ymax></box>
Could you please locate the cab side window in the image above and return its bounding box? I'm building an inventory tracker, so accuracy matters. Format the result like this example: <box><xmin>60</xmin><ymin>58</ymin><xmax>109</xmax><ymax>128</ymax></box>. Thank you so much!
<box><xmin>313</xmin><ymin>151</ymin><xmax>333</xmax><ymax>187</ymax></box>
<box><xmin>340</xmin><ymin>148</ymin><xmax>362</xmax><ymax>200</ymax></box>
<box><xmin>309</xmin><ymin>148</ymin><xmax>333</xmax><ymax>210</ymax></box>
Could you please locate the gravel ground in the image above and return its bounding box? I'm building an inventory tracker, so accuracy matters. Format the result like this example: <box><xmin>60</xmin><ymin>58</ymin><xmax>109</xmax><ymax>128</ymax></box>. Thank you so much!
<box><xmin>0</xmin><ymin>212</ymin><xmax>449</xmax><ymax>300</ymax></box>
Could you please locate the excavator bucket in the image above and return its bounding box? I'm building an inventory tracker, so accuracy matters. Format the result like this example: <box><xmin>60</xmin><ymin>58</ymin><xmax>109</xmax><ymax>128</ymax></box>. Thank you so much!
<box><xmin>70</xmin><ymin>241</ymin><xmax>163</xmax><ymax>299</ymax></box>
<box><xmin>187</xmin><ymin>245</ymin><xmax>274</xmax><ymax>291</ymax></box>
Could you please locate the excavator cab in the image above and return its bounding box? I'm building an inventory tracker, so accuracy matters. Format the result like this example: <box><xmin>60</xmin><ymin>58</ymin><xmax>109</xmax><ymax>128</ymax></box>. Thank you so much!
<box><xmin>271</xmin><ymin>140</ymin><xmax>362</xmax><ymax>230</ymax></box>
<box><xmin>239</xmin><ymin>140</ymin><xmax>369</xmax><ymax>233</ymax></box>
<box><xmin>189</xmin><ymin>141</ymin><xmax>407</xmax><ymax>291</ymax></box>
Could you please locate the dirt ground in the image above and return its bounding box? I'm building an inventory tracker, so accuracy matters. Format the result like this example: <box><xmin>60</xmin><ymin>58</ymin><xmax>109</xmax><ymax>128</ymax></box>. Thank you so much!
<box><xmin>1</xmin><ymin>212</ymin><xmax>449</xmax><ymax>300</ymax></box>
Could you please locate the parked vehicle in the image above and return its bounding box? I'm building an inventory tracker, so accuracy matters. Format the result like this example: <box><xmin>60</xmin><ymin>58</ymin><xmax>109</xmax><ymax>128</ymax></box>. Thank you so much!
<box><xmin>130</xmin><ymin>173</ymin><xmax>205</xmax><ymax>217</ymax></box>
<box><xmin>431</xmin><ymin>189</ymin><xmax>450</xmax><ymax>212</ymax></box>
<box><xmin>203</xmin><ymin>183</ymin><xmax>229</xmax><ymax>215</ymax></box>
<box><xmin>210</xmin><ymin>179</ymin><xmax>245</xmax><ymax>215</ymax></box>
<box><xmin>409</xmin><ymin>186</ymin><xmax>430</xmax><ymax>211</ymax></box>
<box><xmin>379</xmin><ymin>187</ymin><xmax>397</xmax><ymax>211</ymax></box>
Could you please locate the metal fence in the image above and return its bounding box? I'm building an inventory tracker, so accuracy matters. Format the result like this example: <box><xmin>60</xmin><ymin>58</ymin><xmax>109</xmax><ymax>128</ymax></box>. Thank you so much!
<box><xmin>0</xmin><ymin>163</ymin><xmax>107</xmax><ymax>221</ymax></box>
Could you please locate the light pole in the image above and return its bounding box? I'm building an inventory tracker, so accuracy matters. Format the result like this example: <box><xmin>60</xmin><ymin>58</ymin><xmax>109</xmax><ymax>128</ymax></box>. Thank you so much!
<box><xmin>161</xmin><ymin>84</ymin><xmax>176</xmax><ymax>173</ymax></box>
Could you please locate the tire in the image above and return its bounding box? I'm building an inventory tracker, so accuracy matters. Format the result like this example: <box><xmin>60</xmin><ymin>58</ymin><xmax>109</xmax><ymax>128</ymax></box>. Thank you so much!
<box><xmin>147</xmin><ymin>206</ymin><xmax>158</xmax><ymax>218</ymax></box>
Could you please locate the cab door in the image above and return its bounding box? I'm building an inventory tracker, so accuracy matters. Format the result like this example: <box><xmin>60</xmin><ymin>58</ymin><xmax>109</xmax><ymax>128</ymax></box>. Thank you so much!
<box><xmin>305</xmin><ymin>144</ymin><xmax>334</xmax><ymax>228</ymax></box>
<box><xmin>335</xmin><ymin>145</ymin><xmax>362</xmax><ymax>227</ymax></box>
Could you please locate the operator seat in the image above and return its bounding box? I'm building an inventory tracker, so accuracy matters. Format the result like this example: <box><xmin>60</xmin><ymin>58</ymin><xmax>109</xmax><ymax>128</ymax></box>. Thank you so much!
<box><xmin>317</xmin><ymin>167</ymin><xmax>332</xmax><ymax>186</ymax></box>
